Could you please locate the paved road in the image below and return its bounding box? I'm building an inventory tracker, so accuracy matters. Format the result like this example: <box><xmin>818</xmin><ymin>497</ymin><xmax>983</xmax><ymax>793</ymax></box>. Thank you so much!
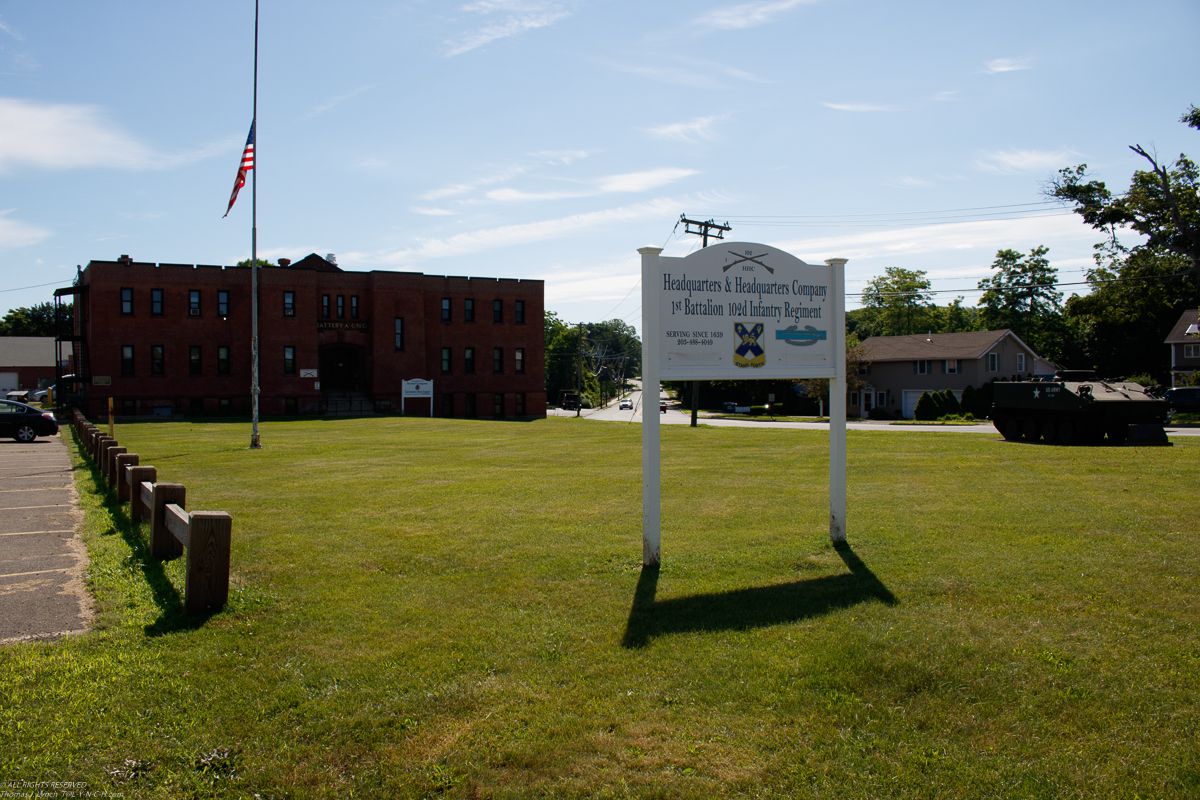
<box><xmin>0</xmin><ymin>433</ymin><xmax>91</xmax><ymax>645</ymax></box>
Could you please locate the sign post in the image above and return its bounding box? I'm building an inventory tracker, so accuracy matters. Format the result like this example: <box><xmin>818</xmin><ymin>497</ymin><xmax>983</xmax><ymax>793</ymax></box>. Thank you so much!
<box><xmin>639</xmin><ymin>242</ymin><xmax>847</xmax><ymax>565</ymax></box>
<box><xmin>402</xmin><ymin>379</ymin><xmax>433</xmax><ymax>417</ymax></box>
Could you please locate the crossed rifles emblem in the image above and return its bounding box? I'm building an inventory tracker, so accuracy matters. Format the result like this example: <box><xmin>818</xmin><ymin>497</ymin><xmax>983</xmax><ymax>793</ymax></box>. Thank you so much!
<box><xmin>733</xmin><ymin>322</ymin><xmax>766</xmax><ymax>368</ymax></box>
<box><xmin>723</xmin><ymin>251</ymin><xmax>774</xmax><ymax>273</ymax></box>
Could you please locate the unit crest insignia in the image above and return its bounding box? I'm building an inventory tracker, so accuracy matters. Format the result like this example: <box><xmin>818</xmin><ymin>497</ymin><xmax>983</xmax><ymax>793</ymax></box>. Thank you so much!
<box><xmin>733</xmin><ymin>322</ymin><xmax>766</xmax><ymax>368</ymax></box>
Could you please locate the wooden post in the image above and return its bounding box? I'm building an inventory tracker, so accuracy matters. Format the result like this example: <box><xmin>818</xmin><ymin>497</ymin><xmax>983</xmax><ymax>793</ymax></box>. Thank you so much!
<box><xmin>106</xmin><ymin>446</ymin><xmax>127</xmax><ymax>487</ymax></box>
<box><xmin>184</xmin><ymin>511</ymin><xmax>233</xmax><ymax>615</ymax></box>
<box><xmin>150</xmin><ymin>483</ymin><xmax>186</xmax><ymax>560</ymax></box>
<box><xmin>128</xmin><ymin>466</ymin><xmax>157</xmax><ymax>523</ymax></box>
<box><xmin>97</xmin><ymin>438</ymin><xmax>118</xmax><ymax>476</ymax></box>
<box><xmin>115</xmin><ymin>454</ymin><xmax>139</xmax><ymax>502</ymax></box>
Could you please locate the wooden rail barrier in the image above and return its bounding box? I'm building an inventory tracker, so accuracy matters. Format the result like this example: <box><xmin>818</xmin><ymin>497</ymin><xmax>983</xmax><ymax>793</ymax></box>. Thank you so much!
<box><xmin>70</xmin><ymin>410</ymin><xmax>233</xmax><ymax>615</ymax></box>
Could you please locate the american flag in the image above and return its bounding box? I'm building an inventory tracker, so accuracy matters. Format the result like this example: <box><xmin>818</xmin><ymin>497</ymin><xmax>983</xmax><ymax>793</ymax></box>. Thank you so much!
<box><xmin>222</xmin><ymin>121</ymin><xmax>255</xmax><ymax>217</ymax></box>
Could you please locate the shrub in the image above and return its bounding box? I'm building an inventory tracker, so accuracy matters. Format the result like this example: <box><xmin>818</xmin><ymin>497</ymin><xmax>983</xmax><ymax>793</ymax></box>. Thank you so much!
<box><xmin>867</xmin><ymin>406</ymin><xmax>891</xmax><ymax>420</ymax></box>
<box><xmin>936</xmin><ymin>390</ymin><xmax>961</xmax><ymax>417</ymax></box>
<box><xmin>961</xmin><ymin>384</ymin><xmax>979</xmax><ymax>416</ymax></box>
<box><xmin>748</xmin><ymin>405</ymin><xmax>769</xmax><ymax>416</ymax></box>
<box><xmin>913</xmin><ymin>392</ymin><xmax>938</xmax><ymax>421</ymax></box>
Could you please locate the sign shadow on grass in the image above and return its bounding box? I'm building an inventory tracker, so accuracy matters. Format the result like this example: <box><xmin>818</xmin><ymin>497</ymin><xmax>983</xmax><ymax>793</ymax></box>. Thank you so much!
<box><xmin>621</xmin><ymin>542</ymin><xmax>898</xmax><ymax>648</ymax></box>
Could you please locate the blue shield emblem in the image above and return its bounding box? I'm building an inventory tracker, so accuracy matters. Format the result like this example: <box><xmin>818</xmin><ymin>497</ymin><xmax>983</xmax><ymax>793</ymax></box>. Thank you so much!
<box><xmin>733</xmin><ymin>323</ymin><xmax>765</xmax><ymax>368</ymax></box>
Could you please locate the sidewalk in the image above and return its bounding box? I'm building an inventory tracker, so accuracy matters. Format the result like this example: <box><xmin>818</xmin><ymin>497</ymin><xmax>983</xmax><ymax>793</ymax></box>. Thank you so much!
<box><xmin>0</xmin><ymin>432</ymin><xmax>91</xmax><ymax>644</ymax></box>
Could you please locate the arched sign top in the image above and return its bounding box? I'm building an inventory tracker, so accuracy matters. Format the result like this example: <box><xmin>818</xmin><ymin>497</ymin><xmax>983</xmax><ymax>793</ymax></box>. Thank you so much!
<box><xmin>653</xmin><ymin>241</ymin><xmax>843</xmax><ymax>380</ymax></box>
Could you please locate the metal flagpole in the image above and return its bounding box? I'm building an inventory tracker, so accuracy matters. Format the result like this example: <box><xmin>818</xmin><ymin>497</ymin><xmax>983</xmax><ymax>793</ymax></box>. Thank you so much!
<box><xmin>250</xmin><ymin>0</ymin><xmax>261</xmax><ymax>449</ymax></box>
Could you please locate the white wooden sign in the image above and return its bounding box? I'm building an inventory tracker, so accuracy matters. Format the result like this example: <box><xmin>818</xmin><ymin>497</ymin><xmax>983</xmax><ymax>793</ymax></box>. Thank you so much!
<box><xmin>640</xmin><ymin>242</ymin><xmax>848</xmax><ymax>566</ymax></box>
<box><xmin>402</xmin><ymin>379</ymin><xmax>433</xmax><ymax>416</ymax></box>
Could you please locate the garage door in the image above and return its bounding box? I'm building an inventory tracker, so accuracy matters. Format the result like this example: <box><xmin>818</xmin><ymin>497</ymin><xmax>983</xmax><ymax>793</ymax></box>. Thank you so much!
<box><xmin>0</xmin><ymin>372</ymin><xmax>17</xmax><ymax>392</ymax></box>
<box><xmin>902</xmin><ymin>389</ymin><xmax>964</xmax><ymax>419</ymax></box>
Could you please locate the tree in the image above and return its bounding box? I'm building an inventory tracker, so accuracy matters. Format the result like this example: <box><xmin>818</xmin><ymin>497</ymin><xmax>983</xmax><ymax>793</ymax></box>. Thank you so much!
<box><xmin>544</xmin><ymin>314</ymin><xmax>642</xmax><ymax>407</ymax></box>
<box><xmin>793</xmin><ymin>339</ymin><xmax>872</xmax><ymax>415</ymax></box>
<box><xmin>859</xmin><ymin>267</ymin><xmax>934</xmax><ymax>337</ymax></box>
<box><xmin>236</xmin><ymin>258</ymin><xmax>274</xmax><ymax>268</ymax></box>
<box><xmin>0</xmin><ymin>302</ymin><xmax>70</xmax><ymax>337</ymax></box>
<box><xmin>976</xmin><ymin>246</ymin><xmax>1068</xmax><ymax>359</ymax></box>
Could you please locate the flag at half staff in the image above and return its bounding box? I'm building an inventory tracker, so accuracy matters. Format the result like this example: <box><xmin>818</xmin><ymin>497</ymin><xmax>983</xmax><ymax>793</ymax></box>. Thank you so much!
<box><xmin>223</xmin><ymin>121</ymin><xmax>255</xmax><ymax>218</ymax></box>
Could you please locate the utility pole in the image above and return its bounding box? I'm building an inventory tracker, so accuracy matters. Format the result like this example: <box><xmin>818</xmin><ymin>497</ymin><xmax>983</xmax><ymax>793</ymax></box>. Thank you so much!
<box><xmin>680</xmin><ymin>214</ymin><xmax>731</xmax><ymax>426</ymax></box>
<box><xmin>576</xmin><ymin>322</ymin><xmax>583</xmax><ymax>418</ymax></box>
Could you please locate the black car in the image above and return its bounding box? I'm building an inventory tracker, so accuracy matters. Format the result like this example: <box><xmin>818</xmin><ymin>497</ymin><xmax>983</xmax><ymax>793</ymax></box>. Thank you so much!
<box><xmin>0</xmin><ymin>400</ymin><xmax>59</xmax><ymax>442</ymax></box>
<box><xmin>1163</xmin><ymin>386</ymin><xmax>1200</xmax><ymax>414</ymax></box>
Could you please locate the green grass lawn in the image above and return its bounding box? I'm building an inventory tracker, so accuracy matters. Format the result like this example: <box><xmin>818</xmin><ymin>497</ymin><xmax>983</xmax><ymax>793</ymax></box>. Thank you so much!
<box><xmin>2</xmin><ymin>417</ymin><xmax>1198</xmax><ymax>798</ymax></box>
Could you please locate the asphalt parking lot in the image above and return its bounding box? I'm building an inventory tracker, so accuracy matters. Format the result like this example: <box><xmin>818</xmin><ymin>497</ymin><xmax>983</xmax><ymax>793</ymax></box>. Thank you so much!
<box><xmin>0</xmin><ymin>432</ymin><xmax>91</xmax><ymax>644</ymax></box>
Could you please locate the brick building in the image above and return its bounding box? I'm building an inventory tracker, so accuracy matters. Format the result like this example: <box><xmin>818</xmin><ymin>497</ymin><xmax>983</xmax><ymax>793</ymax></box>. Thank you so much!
<box><xmin>58</xmin><ymin>254</ymin><xmax>546</xmax><ymax>419</ymax></box>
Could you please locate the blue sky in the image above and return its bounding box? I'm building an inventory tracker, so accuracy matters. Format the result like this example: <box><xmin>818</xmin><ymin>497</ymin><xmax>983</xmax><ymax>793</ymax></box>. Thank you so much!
<box><xmin>1</xmin><ymin>0</ymin><xmax>1196</xmax><ymax>335</ymax></box>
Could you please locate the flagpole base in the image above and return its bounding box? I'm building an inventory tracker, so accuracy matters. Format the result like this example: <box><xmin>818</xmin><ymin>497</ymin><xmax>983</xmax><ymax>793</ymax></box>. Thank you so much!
<box><xmin>250</xmin><ymin>435</ymin><xmax>261</xmax><ymax>450</ymax></box>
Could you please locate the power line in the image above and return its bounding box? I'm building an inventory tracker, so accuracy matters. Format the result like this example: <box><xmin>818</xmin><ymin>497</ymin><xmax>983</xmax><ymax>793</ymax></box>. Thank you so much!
<box><xmin>0</xmin><ymin>280</ymin><xmax>67</xmax><ymax>294</ymax></box>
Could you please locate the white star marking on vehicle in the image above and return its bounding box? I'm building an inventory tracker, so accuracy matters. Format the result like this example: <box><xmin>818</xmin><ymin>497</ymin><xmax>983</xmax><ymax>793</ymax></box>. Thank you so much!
<box><xmin>1033</xmin><ymin>388</ymin><xmax>1041</xmax><ymax>399</ymax></box>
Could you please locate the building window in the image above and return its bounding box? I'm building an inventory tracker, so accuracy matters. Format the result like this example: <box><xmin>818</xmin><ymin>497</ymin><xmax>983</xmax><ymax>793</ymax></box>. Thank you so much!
<box><xmin>442</xmin><ymin>394</ymin><xmax>454</xmax><ymax>417</ymax></box>
<box><xmin>285</xmin><ymin>397</ymin><xmax>298</xmax><ymax>414</ymax></box>
<box><xmin>441</xmin><ymin>347</ymin><xmax>451</xmax><ymax>374</ymax></box>
<box><xmin>150</xmin><ymin>345</ymin><xmax>164</xmax><ymax>376</ymax></box>
<box><xmin>351</xmin><ymin>296</ymin><xmax>359</xmax><ymax>319</ymax></box>
<box><xmin>515</xmin><ymin>393</ymin><xmax>526</xmax><ymax>416</ymax></box>
<box><xmin>850</xmin><ymin>391</ymin><xmax>860</xmax><ymax>407</ymax></box>
<box><xmin>188</xmin><ymin>290</ymin><xmax>201</xmax><ymax>316</ymax></box>
<box><xmin>915</xmin><ymin>360</ymin><xmax>929</xmax><ymax>375</ymax></box>
<box><xmin>988</xmin><ymin>352</ymin><xmax>1000</xmax><ymax>372</ymax></box>
<box><xmin>123</xmin><ymin>399</ymin><xmax>136</xmax><ymax>415</ymax></box>
<box><xmin>464</xmin><ymin>347</ymin><xmax>475</xmax><ymax>374</ymax></box>
<box><xmin>464</xmin><ymin>299</ymin><xmax>475</xmax><ymax>322</ymax></box>
<box><xmin>219</xmin><ymin>398</ymin><xmax>231</xmax><ymax>414</ymax></box>
<box><xmin>217</xmin><ymin>346</ymin><xmax>230</xmax><ymax>376</ymax></box>
<box><xmin>944</xmin><ymin>359</ymin><xmax>959</xmax><ymax>374</ymax></box>
<box><xmin>442</xmin><ymin>298</ymin><xmax>451</xmax><ymax>323</ymax></box>
<box><xmin>336</xmin><ymin>295</ymin><xmax>345</xmax><ymax>319</ymax></box>
<box><xmin>121</xmin><ymin>346</ymin><xmax>134</xmax><ymax>376</ymax></box>
<box><xmin>151</xmin><ymin>289</ymin><xmax>164</xmax><ymax>316</ymax></box>
<box><xmin>189</xmin><ymin>346</ymin><xmax>202</xmax><ymax>376</ymax></box>
<box><xmin>493</xmin><ymin>299</ymin><xmax>503</xmax><ymax>323</ymax></box>
<box><xmin>493</xmin><ymin>347</ymin><xmax>503</xmax><ymax>373</ymax></box>
<box><xmin>494</xmin><ymin>393</ymin><xmax>504</xmax><ymax>417</ymax></box>
<box><xmin>857</xmin><ymin>364</ymin><xmax>872</xmax><ymax>375</ymax></box>
<box><xmin>283</xmin><ymin>292</ymin><xmax>295</xmax><ymax>317</ymax></box>
<box><xmin>1186</xmin><ymin>344</ymin><xmax>1200</xmax><ymax>359</ymax></box>
<box><xmin>283</xmin><ymin>346</ymin><xmax>296</xmax><ymax>375</ymax></box>
<box><xmin>515</xmin><ymin>300</ymin><xmax>525</xmax><ymax>324</ymax></box>
<box><xmin>394</xmin><ymin>318</ymin><xmax>404</xmax><ymax>350</ymax></box>
<box><xmin>120</xmin><ymin>288</ymin><xmax>133</xmax><ymax>315</ymax></box>
<box><xmin>1016</xmin><ymin>353</ymin><xmax>1026</xmax><ymax>372</ymax></box>
<box><xmin>218</xmin><ymin>291</ymin><xmax>229</xmax><ymax>317</ymax></box>
<box><xmin>465</xmin><ymin>393</ymin><xmax>476</xmax><ymax>417</ymax></box>
<box><xmin>515</xmin><ymin>348</ymin><xmax>525</xmax><ymax>374</ymax></box>
<box><xmin>877</xmin><ymin>392</ymin><xmax>887</xmax><ymax>408</ymax></box>
<box><xmin>322</xmin><ymin>295</ymin><xmax>330</xmax><ymax>319</ymax></box>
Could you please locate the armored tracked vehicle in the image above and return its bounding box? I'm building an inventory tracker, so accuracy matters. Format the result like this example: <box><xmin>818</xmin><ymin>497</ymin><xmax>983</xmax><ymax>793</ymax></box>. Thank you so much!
<box><xmin>990</xmin><ymin>371</ymin><xmax>1168</xmax><ymax>445</ymax></box>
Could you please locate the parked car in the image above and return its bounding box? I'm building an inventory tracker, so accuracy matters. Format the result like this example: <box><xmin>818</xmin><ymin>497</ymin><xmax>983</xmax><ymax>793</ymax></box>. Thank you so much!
<box><xmin>0</xmin><ymin>400</ymin><xmax>59</xmax><ymax>442</ymax></box>
<box><xmin>1163</xmin><ymin>386</ymin><xmax>1200</xmax><ymax>414</ymax></box>
<box><xmin>619</xmin><ymin>398</ymin><xmax>632</xmax><ymax>410</ymax></box>
<box><xmin>660</xmin><ymin>401</ymin><xmax>667</xmax><ymax>413</ymax></box>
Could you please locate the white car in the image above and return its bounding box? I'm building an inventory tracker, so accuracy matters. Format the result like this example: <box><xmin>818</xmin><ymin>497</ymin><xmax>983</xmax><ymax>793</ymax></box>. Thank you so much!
<box><xmin>619</xmin><ymin>398</ymin><xmax>632</xmax><ymax>410</ymax></box>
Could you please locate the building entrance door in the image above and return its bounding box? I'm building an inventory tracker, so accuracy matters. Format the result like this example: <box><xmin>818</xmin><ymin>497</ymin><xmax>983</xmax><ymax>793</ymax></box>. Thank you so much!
<box><xmin>319</xmin><ymin>343</ymin><xmax>365</xmax><ymax>392</ymax></box>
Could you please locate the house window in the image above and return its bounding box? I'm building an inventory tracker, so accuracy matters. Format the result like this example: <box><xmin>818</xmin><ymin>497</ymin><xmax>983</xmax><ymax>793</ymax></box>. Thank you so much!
<box><xmin>150</xmin><ymin>345</ymin><xmax>165</xmax><ymax>376</ymax></box>
<box><xmin>351</xmin><ymin>296</ymin><xmax>359</xmax><ymax>319</ymax></box>
<box><xmin>515</xmin><ymin>300</ymin><xmax>525</xmax><ymax>323</ymax></box>
<box><xmin>945</xmin><ymin>360</ymin><xmax>959</xmax><ymax>374</ymax></box>
<box><xmin>465</xmin><ymin>393</ymin><xmax>477</xmax><ymax>417</ymax></box>
<box><xmin>120</xmin><ymin>288</ymin><xmax>133</xmax><ymax>315</ymax></box>
<box><xmin>988</xmin><ymin>353</ymin><xmax>1000</xmax><ymax>372</ymax></box>
<box><xmin>857</xmin><ymin>364</ymin><xmax>871</xmax><ymax>375</ymax></box>
<box><xmin>151</xmin><ymin>289</ymin><xmax>164</xmax><ymax>316</ymax></box>
<box><xmin>850</xmin><ymin>392</ymin><xmax>859</xmax><ymax>407</ymax></box>
<box><xmin>877</xmin><ymin>392</ymin><xmax>887</xmax><ymax>407</ymax></box>
<box><xmin>916</xmin><ymin>360</ymin><xmax>929</xmax><ymax>375</ymax></box>
<box><xmin>394</xmin><ymin>318</ymin><xmax>404</xmax><ymax>351</ymax></box>
<box><xmin>493</xmin><ymin>299</ymin><xmax>503</xmax><ymax>323</ymax></box>
<box><xmin>515</xmin><ymin>393</ymin><xmax>526</xmax><ymax>416</ymax></box>
<box><xmin>188</xmin><ymin>291</ymin><xmax>201</xmax><ymax>316</ymax></box>
<box><xmin>442</xmin><ymin>394</ymin><xmax>454</xmax><ymax>417</ymax></box>
<box><xmin>121</xmin><ymin>346</ymin><xmax>134</xmax><ymax>376</ymax></box>
<box><xmin>283</xmin><ymin>292</ymin><xmax>295</xmax><ymax>317</ymax></box>
<box><xmin>464</xmin><ymin>299</ymin><xmax>475</xmax><ymax>322</ymax></box>
<box><xmin>189</xmin><ymin>346</ymin><xmax>202</xmax><ymax>376</ymax></box>
<box><xmin>217</xmin><ymin>346</ymin><xmax>230</xmax><ymax>376</ymax></box>
<box><xmin>322</xmin><ymin>295</ymin><xmax>330</xmax><ymax>318</ymax></box>
<box><xmin>441</xmin><ymin>347</ymin><xmax>451</xmax><ymax>374</ymax></box>
<box><xmin>464</xmin><ymin>347</ymin><xmax>475</xmax><ymax>374</ymax></box>
<box><xmin>336</xmin><ymin>296</ymin><xmax>345</xmax><ymax>319</ymax></box>
<box><xmin>515</xmin><ymin>348</ymin><xmax>525</xmax><ymax>374</ymax></box>
<box><xmin>218</xmin><ymin>291</ymin><xmax>229</xmax><ymax>317</ymax></box>
<box><xmin>442</xmin><ymin>298</ymin><xmax>451</xmax><ymax>323</ymax></box>
<box><xmin>1186</xmin><ymin>344</ymin><xmax>1200</xmax><ymax>359</ymax></box>
<box><xmin>494</xmin><ymin>393</ymin><xmax>504</xmax><ymax>417</ymax></box>
<box><xmin>1016</xmin><ymin>353</ymin><xmax>1026</xmax><ymax>372</ymax></box>
<box><xmin>284</xmin><ymin>346</ymin><xmax>296</xmax><ymax>376</ymax></box>
<box><xmin>493</xmin><ymin>347</ymin><xmax>503</xmax><ymax>373</ymax></box>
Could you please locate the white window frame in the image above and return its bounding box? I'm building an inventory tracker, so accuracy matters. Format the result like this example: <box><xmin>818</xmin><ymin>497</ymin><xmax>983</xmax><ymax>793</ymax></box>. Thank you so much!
<box><xmin>849</xmin><ymin>391</ymin><xmax>859</xmax><ymax>407</ymax></box>
<box><xmin>945</xmin><ymin>359</ymin><xmax>958</xmax><ymax>374</ymax></box>
<box><xmin>1016</xmin><ymin>353</ymin><xmax>1026</xmax><ymax>372</ymax></box>
<box><xmin>916</xmin><ymin>360</ymin><xmax>929</xmax><ymax>375</ymax></box>
<box><xmin>988</xmin><ymin>352</ymin><xmax>999</xmax><ymax>372</ymax></box>
<box><xmin>1185</xmin><ymin>344</ymin><xmax>1200</xmax><ymax>359</ymax></box>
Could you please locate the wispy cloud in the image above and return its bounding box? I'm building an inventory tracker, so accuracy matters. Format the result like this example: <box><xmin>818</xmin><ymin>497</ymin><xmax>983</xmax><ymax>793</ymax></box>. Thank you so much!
<box><xmin>445</xmin><ymin>2</ymin><xmax>569</xmax><ymax>56</ymax></box>
<box><xmin>594</xmin><ymin>55</ymin><xmax>766</xmax><ymax>89</ymax></box>
<box><xmin>410</xmin><ymin>207</ymin><xmax>456</xmax><ymax>216</ymax></box>
<box><xmin>984</xmin><ymin>57</ymin><xmax>1033</xmax><ymax>73</ymax></box>
<box><xmin>973</xmin><ymin>148</ymin><xmax>1080</xmax><ymax>174</ymax></box>
<box><xmin>0</xmin><ymin>209</ymin><xmax>51</xmax><ymax>249</ymax></box>
<box><xmin>532</xmin><ymin>150</ymin><xmax>591</xmax><ymax>165</ymax></box>
<box><xmin>0</xmin><ymin>98</ymin><xmax>235</xmax><ymax>173</ymax></box>
<box><xmin>822</xmin><ymin>102</ymin><xmax>894</xmax><ymax>113</ymax></box>
<box><xmin>421</xmin><ymin>166</ymin><xmax>530</xmax><ymax>200</ymax></box>
<box><xmin>302</xmin><ymin>85</ymin><xmax>373</xmax><ymax>120</ymax></box>
<box><xmin>484</xmin><ymin>167</ymin><xmax>698</xmax><ymax>202</ymax></box>
<box><xmin>345</xmin><ymin>198</ymin><xmax>682</xmax><ymax>265</ymax></box>
<box><xmin>693</xmin><ymin>0</ymin><xmax>819</xmax><ymax>30</ymax></box>
<box><xmin>0</xmin><ymin>15</ymin><xmax>24</xmax><ymax>40</ymax></box>
<box><xmin>646</xmin><ymin>116</ymin><xmax>724</xmax><ymax>144</ymax></box>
